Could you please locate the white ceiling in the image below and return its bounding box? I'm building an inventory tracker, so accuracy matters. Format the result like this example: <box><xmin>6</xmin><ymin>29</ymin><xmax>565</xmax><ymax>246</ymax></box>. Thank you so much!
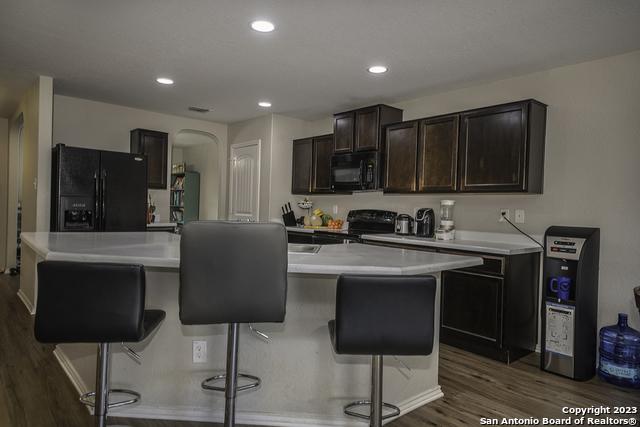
<box><xmin>1</xmin><ymin>0</ymin><xmax>640</xmax><ymax>122</ymax></box>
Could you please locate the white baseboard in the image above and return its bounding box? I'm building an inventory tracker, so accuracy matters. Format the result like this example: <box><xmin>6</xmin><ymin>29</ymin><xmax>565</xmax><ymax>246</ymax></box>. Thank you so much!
<box><xmin>53</xmin><ymin>345</ymin><xmax>443</xmax><ymax>427</ymax></box>
<box><xmin>112</xmin><ymin>387</ymin><xmax>443</xmax><ymax>427</ymax></box>
<box><xmin>16</xmin><ymin>289</ymin><xmax>35</xmax><ymax>315</ymax></box>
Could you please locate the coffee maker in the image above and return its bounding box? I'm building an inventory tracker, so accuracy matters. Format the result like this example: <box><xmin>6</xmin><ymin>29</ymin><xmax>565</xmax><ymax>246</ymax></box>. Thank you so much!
<box><xmin>415</xmin><ymin>208</ymin><xmax>435</xmax><ymax>238</ymax></box>
<box><xmin>541</xmin><ymin>226</ymin><xmax>600</xmax><ymax>380</ymax></box>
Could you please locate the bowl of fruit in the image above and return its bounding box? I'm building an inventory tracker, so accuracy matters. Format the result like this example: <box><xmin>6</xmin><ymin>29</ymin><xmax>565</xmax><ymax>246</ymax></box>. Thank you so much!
<box><xmin>327</xmin><ymin>219</ymin><xmax>344</xmax><ymax>230</ymax></box>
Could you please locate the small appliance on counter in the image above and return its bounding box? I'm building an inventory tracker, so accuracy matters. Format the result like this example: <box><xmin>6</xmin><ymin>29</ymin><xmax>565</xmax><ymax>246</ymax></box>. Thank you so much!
<box><xmin>435</xmin><ymin>200</ymin><xmax>456</xmax><ymax>240</ymax></box>
<box><xmin>415</xmin><ymin>208</ymin><xmax>435</xmax><ymax>238</ymax></box>
<box><xmin>541</xmin><ymin>226</ymin><xmax>600</xmax><ymax>381</ymax></box>
<box><xmin>395</xmin><ymin>214</ymin><xmax>414</xmax><ymax>235</ymax></box>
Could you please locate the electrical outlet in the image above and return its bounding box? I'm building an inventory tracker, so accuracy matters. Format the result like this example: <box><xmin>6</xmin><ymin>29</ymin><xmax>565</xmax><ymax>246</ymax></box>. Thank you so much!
<box><xmin>192</xmin><ymin>340</ymin><xmax>207</xmax><ymax>363</ymax></box>
<box><xmin>332</xmin><ymin>205</ymin><xmax>339</xmax><ymax>215</ymax></box>
<box><xmin>515</xmin><ymin>209</ymin><xmax>525</xmax><ymax>224</ymax></box>
<box><xmin>499</xmin><ymin>209</ymin><xmax>510</xmax><ymax>222</ymax></box>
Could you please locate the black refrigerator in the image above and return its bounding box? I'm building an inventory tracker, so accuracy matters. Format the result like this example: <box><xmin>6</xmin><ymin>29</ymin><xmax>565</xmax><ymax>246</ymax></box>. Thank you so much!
<box><xmin>51</xmin><ymin>144</ymin><xmax>148</xmax><ymax>232</ymax></box>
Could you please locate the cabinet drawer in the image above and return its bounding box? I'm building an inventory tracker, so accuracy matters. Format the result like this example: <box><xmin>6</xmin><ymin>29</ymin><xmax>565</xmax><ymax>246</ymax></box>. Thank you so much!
<box><xmin>438</xmin><ymin>249</ymin><xmax>504</xmax><ymax>276</ymax></box>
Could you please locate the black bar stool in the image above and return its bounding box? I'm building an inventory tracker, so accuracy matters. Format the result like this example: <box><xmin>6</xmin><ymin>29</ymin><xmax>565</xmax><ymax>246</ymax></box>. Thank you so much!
<box><xmin>328</xmin><ymin>274</ymin><xmax>437</xmax><ymax>427</ymax></box>
<box><xmin>179</xmin><ymin>221</ymin><xmax>288</xmax><ymax>427</ymax></box>
<box><xmin>34</xmin><ymin>261</ymin><xmax>165</xmax><ymax>426</ymax></box>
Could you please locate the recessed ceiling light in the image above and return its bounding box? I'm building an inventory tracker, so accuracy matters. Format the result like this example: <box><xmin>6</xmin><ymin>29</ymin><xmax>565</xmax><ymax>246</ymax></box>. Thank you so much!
<box><xmin>251</xmin><ymin>20</ymin><xmax>275</xmax><ymax>33</ymax></box>
<box><xmin>368</xmin><ymin>65</ymin><xmax>388</xmax><ymax>74</ymax></box>
<box><xmin>156</xmin><ymin>77</ymin><xmax>174</xmax><ymax>85</ymax></box>
<box><xmin>258</xmin><ymin>101</ymin><xmax>272</xmax><ymax>108</ymax></box>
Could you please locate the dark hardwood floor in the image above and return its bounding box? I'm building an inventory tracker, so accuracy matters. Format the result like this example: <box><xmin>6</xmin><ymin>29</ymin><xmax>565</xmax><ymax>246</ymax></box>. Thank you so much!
<box><xmin>1</xmin><ymin>274</ymin><xmax>637</xmax><ymax>426</ymax></box>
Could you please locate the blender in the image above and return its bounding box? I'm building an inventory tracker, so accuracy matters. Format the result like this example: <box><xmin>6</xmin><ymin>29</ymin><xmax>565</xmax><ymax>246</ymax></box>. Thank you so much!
<box><xmin>435</xmin><ymin>200</ymin><xmax>456</xmax><ymax>240</ymax></box>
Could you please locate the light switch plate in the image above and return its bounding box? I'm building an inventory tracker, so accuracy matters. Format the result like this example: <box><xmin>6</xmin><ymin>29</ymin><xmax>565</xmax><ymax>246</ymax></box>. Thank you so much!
<box><xmin>193</xmin><ymin>340</ymin><xmax>207</xmax><ymax>363</ymax></box>
<box><xmin>515</xmin><ymin>209</ymin><xmax>525</xmax><ymax>224</ymax></box>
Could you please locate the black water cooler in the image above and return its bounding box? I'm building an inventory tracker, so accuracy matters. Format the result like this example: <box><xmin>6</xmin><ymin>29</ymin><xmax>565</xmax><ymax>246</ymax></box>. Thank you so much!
<box><xmin>541</xmin><ymin>226</ymin><xmax>600</xmax><ymax>380</ymax></box>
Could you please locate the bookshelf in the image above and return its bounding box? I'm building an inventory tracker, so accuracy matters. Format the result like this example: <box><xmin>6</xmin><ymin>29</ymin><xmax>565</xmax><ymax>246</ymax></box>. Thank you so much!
<box><xmin>170</xmin><ymin>171</ymin><xmax>200</xmax><ymax>225</ymax></box>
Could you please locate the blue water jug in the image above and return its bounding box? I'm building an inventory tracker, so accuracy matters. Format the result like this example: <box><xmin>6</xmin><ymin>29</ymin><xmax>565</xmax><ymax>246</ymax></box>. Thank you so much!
<box><xmin>598</xmin><ymin>313</ymin><xmax>640</xmax><ymax>388</ymax></box>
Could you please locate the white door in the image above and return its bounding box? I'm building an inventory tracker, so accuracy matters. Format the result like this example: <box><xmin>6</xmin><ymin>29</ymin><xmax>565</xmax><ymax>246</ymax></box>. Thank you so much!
<box><xmin>228</xmin><ymin>140</ymin><xmax>261</xmax><ymax>221</ymax></box>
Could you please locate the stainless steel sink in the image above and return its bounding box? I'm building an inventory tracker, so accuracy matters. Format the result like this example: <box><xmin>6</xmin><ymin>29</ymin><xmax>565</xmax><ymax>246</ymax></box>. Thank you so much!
<box><xmin>288</xmin><ymin>244</ymin><xmax>321</xmax><ymax>254</ymax></box>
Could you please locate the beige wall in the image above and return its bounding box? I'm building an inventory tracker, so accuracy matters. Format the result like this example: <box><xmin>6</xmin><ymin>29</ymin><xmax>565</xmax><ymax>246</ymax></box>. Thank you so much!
<box><xmin>52</xmin><ymin>95</ymin><xmax>228</xmax><ymax>222</ymax></box>
<box><xmin>285</xmin><ymin>50</ymin><xmax>640</xmax><ymax>331</ymax></box>
<box><xmin>268</xmin><ymin>114</ymin><xmax>309</xmax><ymax>220</ymax></box>
<box><xmin>0</xmin><ymin>117</ymin><xmax>8</xmax><ymax>271</ymax></box>
<box><xmin>4</xmin><ymin>76</ymin><xmax>53</xmax><ymax>269</ymax></box>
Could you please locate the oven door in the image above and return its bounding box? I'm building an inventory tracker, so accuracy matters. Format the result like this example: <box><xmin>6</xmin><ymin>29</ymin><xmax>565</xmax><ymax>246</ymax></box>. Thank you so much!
<box><xmin>331</xmin><ymin>155</ymin><xmax>363</xmax><ymax>191</ymax></box>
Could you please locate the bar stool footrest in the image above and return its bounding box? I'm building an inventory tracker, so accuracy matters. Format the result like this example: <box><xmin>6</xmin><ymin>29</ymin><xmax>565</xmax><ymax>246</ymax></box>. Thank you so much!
<box><xmin>79</xmin><ymin>389</ymin><xmax>141</xmax><ymax>409</ymax></box>
<box><xmin>201</xmin><ymin>373</ymin><xmax>261</xmax><ymax>392</ymax></box>
<box><xmin>344</xmin><ymin>400</ymin><xmax>401</xmax><ymax>420</ymax></box>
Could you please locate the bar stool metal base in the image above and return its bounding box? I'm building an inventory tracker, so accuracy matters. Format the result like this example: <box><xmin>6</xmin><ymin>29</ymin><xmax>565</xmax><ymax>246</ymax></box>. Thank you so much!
<box><xmin>344</xmin><ymin>400</ymin><xmax>401</xmax><ymax>421</ymax></box>
<box><xmin>201</xmin><ymin>373</ymin><xmax>261</xmax><ymax>392</ymax></box>
<box><xmin>80</xmin><ymin>389</ymin><xmax>141</xmax><ymax>409</ymax></box>
<box><xmin>343</xmin><ymin>355</ymin><xmax>401</xmax><ymax>427</ymax></box>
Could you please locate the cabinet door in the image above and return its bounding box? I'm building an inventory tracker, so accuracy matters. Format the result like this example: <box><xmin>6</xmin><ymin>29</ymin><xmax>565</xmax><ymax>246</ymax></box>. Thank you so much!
<box><xmin>334</xmin><ymin>112</ymin><xmax>355</xmax><ymax>153</ymax></box>
<box><xmin>291</xmin><ymin>138</ymin><xmax>313</xmax><ymax>194</ymax></box>
<box><xmin>312</xmin><ymin>134</ymin><xmax>334</xmax><ymax>193</ymax></box>
<box><xmin>441</xmin><ymin>270</ymin><xmax>503</xmax><ymax>345</ymax></box>
<box><xmin>459</xmin><ymin>102</ymin><xmax>527</xmax><ymax>192</ymax></box>
<box><xmin>355</xmin><ymin>106</ymin><xmax>380</xmax><ymax>151</ymax></box>
<box><xmin>418</xmin><ymin>115</ymin><xmax>459</xmax><ymax>192</ymax></box>
<box><xmin>383</xmin><ymin>121</ymin><xmax>418</xmax><ymax>192</ymax></box>
<box><xmin>130</xmin><ymin>129</ymin><xmax>168</xmax><ymax>189</ymax></box>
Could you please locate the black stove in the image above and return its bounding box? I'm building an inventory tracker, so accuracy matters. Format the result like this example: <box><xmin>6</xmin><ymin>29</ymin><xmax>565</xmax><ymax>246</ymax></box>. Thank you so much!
<box><xmin>312</xmin><ymin>209</ymin><xmax>397</xmax><ymax>244</ymax></box>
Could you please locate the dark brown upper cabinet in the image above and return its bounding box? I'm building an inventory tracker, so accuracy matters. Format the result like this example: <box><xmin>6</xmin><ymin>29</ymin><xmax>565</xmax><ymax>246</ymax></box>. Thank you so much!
<box><xmin>458</xmin><ymin>100</ymin><xmax>546</xmax><ymax>193</ymax></box>
<box><xmin>312</xmin><ymin>134</ymin><xmax>334</xmax><ymax>193</ymax></box>
<box><xmin>418</xmin><ymin>115</ymin><xmax>459</xmax><ymax>192</ymax></box>
<box><xmin>334</xmin><ymin>104</ymin><xmax>403</xmax><ymax>154</ymax></box>
<box><xmin>130</xmin><ymin>129</ymin><xmax>168</xmax><ymax>189</ymax></box>
<box><xmin>334</xmin><ymin>112</ymin><xmax>355</xmax><ymax>154</ymax></box>
<box><xmin>383</xmin><ymin>121</ymin><xmax>418</xmax><ymax>192</ymax></box>
<box><xmin>291</xmin><ymin>138</ymin><xmax>313</xmax><ymax>194</ymax></box>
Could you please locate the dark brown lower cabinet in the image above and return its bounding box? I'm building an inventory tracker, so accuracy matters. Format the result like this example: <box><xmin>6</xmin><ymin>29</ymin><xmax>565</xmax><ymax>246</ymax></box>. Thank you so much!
<box><xmin>363</xmin><ymin>240</ymin><xmax>540</xmax><ymax>363</ymax></box>
<box><xmin>441</xmin><ymin>271</ymin><xmax>503</xmax><ymax>346</ymax></box>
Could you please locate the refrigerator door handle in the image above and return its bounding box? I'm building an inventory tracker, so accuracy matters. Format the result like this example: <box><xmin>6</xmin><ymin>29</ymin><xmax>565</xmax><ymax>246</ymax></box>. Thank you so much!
<box><xmin>94</xmin><ymin>171</ymin><xmax>99</xmax><ymax>229</ymax></box>
<box><xmin>101</xmin><ymin>170</ymin><xmax>107</xmax><ymax>230</ymax></box>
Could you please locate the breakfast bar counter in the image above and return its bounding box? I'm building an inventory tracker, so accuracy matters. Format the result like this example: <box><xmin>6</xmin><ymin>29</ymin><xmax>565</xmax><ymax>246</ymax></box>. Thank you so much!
<box><xmin>20</xmin><ymin>231</ymin><xmax>481</xmax><ymax>427</ymax></box>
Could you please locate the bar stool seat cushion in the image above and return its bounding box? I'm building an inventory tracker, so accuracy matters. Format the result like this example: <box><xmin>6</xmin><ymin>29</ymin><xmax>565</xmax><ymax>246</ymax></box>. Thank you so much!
<box><xmin>329</xmin><ymin>274</ymin><xmax>436</xmax><ymax>356</ymax></box>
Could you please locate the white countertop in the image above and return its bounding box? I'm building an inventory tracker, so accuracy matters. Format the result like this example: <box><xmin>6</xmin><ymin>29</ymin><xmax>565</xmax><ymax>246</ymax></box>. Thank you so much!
<box><xmin>146</xmin><ymin>222</ymin><xmax>177</xmax><ymax>228</ymax></box>
<box><xmin>361</xmin><ymin>233</ymin><xmax>543</xmax><ymax>255</ymax></box>
<box><xmin>21</xmin><ymin>232</ymin><xmax>482</xmax><ymax>275</ymax></box>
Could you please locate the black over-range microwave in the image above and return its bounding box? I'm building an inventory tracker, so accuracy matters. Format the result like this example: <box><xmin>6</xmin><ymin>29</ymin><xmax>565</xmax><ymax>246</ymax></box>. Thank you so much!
<box><xmin>330</xmin><ymin>151</ymin><xmax>379</xmax><ymax>192</ymax></box>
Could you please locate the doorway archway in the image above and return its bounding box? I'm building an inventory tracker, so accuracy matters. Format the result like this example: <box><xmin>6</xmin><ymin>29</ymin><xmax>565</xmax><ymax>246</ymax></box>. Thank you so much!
<box><xmin>172</xmin><ymin>130</ymin><xmax>222</xmax><ymax>220</ymax></box>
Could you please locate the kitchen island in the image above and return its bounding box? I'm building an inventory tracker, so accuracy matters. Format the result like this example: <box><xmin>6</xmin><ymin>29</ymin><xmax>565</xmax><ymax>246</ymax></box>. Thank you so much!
<box><xmin>20</xmin><ymin>231</ymin><xmax>481</xmax><ymax>427</ymax></box>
